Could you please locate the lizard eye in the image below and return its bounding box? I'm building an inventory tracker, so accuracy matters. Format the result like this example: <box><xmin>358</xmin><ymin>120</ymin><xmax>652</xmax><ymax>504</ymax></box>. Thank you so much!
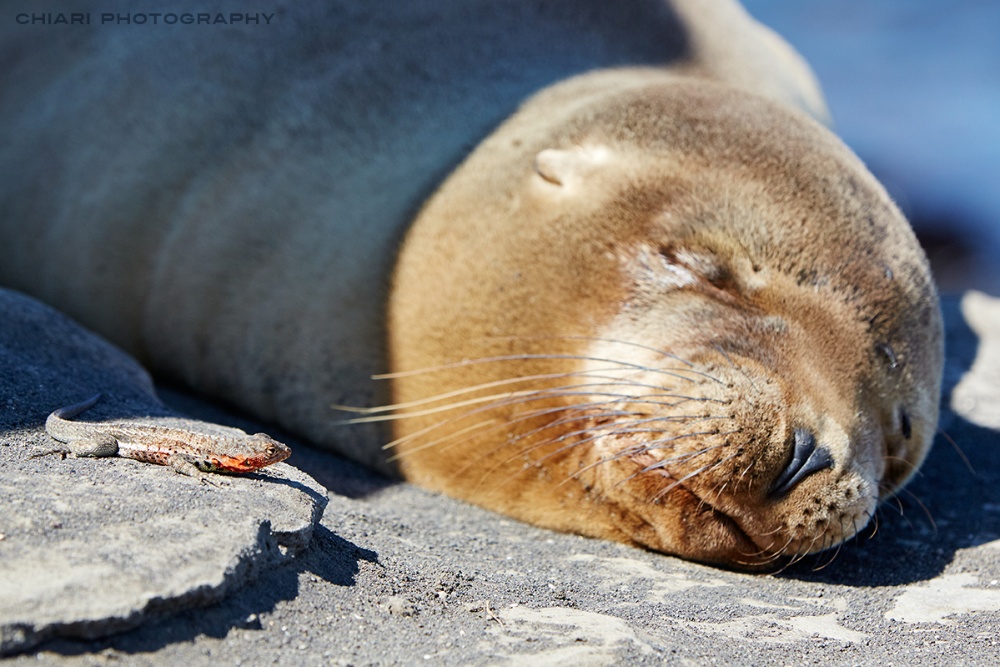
<box><xmin>266</xmin><ymin>446</ymin><xmax>277</xmax><ymax>457</ymax></box>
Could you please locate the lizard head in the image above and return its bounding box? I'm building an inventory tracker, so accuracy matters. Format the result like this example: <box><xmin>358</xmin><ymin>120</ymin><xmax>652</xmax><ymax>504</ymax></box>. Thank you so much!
<box><xmin>207</xmin><ymin>433</ymin><xmax>292</xmax><ymax>473</ymax></box>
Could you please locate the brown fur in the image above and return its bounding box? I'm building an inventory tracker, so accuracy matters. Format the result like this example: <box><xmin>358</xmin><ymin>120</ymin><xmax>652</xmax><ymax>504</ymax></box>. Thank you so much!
<box><xmin>387</xmin><ymin>72</ymin><xmax>943</xmax><ymax>567</ymax></box>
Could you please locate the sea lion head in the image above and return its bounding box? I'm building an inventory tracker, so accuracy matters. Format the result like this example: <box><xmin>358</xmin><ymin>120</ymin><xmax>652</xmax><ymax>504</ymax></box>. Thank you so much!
<box><xmin>573</xmin><ymin>237</ymin><xmax>942</xmax><ymax>566</ymax></box>
<box><xmin>388</xmin><ymin>74</ymin><xmax>944</xmax><ymax>569</ymax></box>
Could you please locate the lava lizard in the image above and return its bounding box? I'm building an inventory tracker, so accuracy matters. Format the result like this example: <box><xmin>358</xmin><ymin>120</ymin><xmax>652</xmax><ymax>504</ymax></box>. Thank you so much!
<box><xmin>38</xmin><ymin>394</ymin><xmax>291</xmax><ymax>477</ymax></box>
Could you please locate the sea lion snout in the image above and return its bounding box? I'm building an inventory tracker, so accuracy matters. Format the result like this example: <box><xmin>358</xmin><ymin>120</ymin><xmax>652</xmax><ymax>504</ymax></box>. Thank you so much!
<box><xmin>546</xmin><ymin>256</ymin><xmax>933</xmax><ymax>569</ymax></box>
<box><xmin>768</xmin><ymin>428</ymin><xmax>834</xmax><ymax>498</ymax></box>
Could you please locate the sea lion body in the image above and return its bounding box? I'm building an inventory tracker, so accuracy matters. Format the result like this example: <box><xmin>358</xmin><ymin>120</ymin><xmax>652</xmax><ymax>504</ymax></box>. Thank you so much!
<box><xmin>0</xmin><ymin>0</ymin><xmax>942</xmax><ymax>567</ymax></box>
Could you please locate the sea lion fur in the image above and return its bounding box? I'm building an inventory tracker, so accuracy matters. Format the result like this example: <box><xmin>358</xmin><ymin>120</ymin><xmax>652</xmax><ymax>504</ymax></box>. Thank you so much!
<box><xmin>386</xmin><ymin>72</ymin><xmax>943</xmax><ymax>566</ymax></box>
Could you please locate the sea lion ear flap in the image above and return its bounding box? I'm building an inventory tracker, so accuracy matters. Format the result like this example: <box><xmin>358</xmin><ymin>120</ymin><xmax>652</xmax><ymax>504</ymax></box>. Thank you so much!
<box><xmin>533</xmin><ymin>145</ymin><xmax>613</xmax><ymax>188</ymax></box>
<box><xmin>533</xmin><ymin>149</ymin><xmax>571</xmax><ymax>186</ymax></box>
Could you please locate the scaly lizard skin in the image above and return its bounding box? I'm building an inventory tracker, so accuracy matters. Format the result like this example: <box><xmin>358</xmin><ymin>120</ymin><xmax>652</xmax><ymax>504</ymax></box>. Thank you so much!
<box><xmin>40</xmin><ymin>394</ymin><xmax>291</xmax><ymax>476</ymax></box>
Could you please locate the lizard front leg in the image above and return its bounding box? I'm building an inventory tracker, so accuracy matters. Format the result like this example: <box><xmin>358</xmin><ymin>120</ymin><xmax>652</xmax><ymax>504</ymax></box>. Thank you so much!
<box><xmin>166</xmin><ymin>452</ymin><xmax>222</xmax><ymax>485</ymax></box>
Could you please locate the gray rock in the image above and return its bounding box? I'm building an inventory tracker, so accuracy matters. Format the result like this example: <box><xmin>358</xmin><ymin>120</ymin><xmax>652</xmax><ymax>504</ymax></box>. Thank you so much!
<box><xmin>0</xmin><ymin>289</ymin><xmax>328</xmax><ymax>656</ymax></box>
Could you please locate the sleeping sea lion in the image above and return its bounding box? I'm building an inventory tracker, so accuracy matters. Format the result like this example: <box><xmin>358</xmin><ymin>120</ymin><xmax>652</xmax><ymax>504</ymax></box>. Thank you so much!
<box><xmin>0</xmin><ymin>0</ymin><xmax>942</xmax><ymax>568</ymax></box>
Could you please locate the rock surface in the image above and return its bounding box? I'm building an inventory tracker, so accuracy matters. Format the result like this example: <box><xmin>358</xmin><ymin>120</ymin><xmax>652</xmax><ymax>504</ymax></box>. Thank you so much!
<box><xmin>3</xmin><ymin>286</ymin><xmax>1000</xmax><ymax>665</ymax></box>
<box><xmin>0</xmin><ymin>289</ymin><xmax>328</xmax><ymax>656</ymax></box>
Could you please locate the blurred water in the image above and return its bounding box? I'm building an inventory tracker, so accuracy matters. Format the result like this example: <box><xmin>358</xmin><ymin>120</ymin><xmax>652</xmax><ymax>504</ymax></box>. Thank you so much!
<box><xmin>743</xmin><ymin>0</ymin><xmax>1000</xmax><ymax>295</ymax></box>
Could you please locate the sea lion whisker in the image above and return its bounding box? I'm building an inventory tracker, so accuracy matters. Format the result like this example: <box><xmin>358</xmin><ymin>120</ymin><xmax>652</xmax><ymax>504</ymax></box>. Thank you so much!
<box><xmin>850</xmin><ymin>515</ymin><xmax>863</xmax><ymax>545</ymax></box>
<box><xmin>540</xmin><ymin>419</ymin><xmax>703</xmax><ymax>467</ymax></box>
<box><xmin>676</xmin><ymin>452</ymin><xmax>735</xmax><ymax>482</ymax></box>
<box><xmin>529</xmin><ymin>426</ymin><xmax>645</xmax><ymax>472</ymax></box>
<box><xmin>451</xmin><ymin>418</ymin><xmax>601</xmax><ymax>486</ymax></box>
<box><xmin>711</xmin><ymin>344</ymin><xmax>762</xmax><ymax>395</ymax></box>
<box><xmin>555</xmin><ymin>436</ymin><xmax>673</xmax><ymax>486</ymax></box>
<box><xmin>599</xmin><ymin>415</ymin><xmax>732</xmax><ymax>438</ymax></box>
<box><xmin>880</xmin><ymin>491</ymin><xmax>916</xmax><ymax>530</ymax></box>
<box><xmin>372</xmin><ymin>353</ymin><xmax>705</xmax><ymax>385</ymax></box>
<box><xmin>798</xmin><ymin>527</ymin><xmax>829</xmax><ymax>562</ymax></box>
<box><xmin>600</xmin><ymin>391</ymin><xmax>730</xmax><ymax>407</ymax></box>
<box><xmin>756</xmin><ymin>524</ymin><xmax>787</xmax><ymax>538</ymax></box>
<box><xmin>811</xmin><ymin>532</ymin><xmax>844</xmax><ymax>571</ymax></box>
<box><xmin>388</xmin><ymin>400</ymin><xmax>616</xmax><ymax>457</ymax></box>
<box><xmin>651</xmin><ymin>453</ymin><xmax>741</xmax><ymax>502</ymax></box>
<box><xmin>540</xmin><ymin>415</ymin><xmax>696</xmax><ymax>465</ymax></box>
<box><xmin>477</xmin><ymin>408</ymin><xmax>705</xmax><ymax>491</ymax></box>
<box><xmin>610</xmin><ymin>423</ymin><xmax>716</xmax><ymax>440</ymax></box>
<box><xmin>369</xmin><ymin>354</ymin><xmax>580</xmax><ymax>379</ymax></box>
<box><xmin>741</xmin><ymin>534</ymin><xmax>791</xmax><ymax>564</ymax></box>
<box><xmin>782</xmin><ymin>528</ymin><xmax>823</xmax><ymax>568</ymax></box>
<box><xmin>639</xmin><ymin>443</ymin><xmax>726</xmax><ymax>473</ymax></box>
<box><xmin>591</xmin><ymin>435</ymin><xmax>725</xmax><ymax>484</ymax></box>
<box><xmin>487</xmin><ymin>334</ymin><xmax>702</xmax><ymax>371</ymax></box>
<box><xmin>350</xmin><ymin>389</ymin><xmax>542</xmax><ymax>425</ymax></box>
<box><xmin>380</xmin><ymin>387</ymin><xmax>646</xmax><ymax>448</ymax></box>
<box><xmin>738</xmin><ymin>545</ymin><xmax>776</xmax><ymax>563</ymax></box>
<box><xmin>898</xmin><ymin>487</ymin><xmax>937</xmax><ymax>533</ymax></box>
<box><xmin>897</xmin><ymin>509</ymin><xmax>917</xmax><ymax>532</ymax></box>
<box><xmin>425</xmin><ymin>400</ymin><xmax>661</xmax><ymax>478</ymax></box>
<box><xmin>342</xmin><ymin>373</ymin><xmax>726</xmax><ymax>424</ymax></box>
<box><xmin>383</xmin><ymin>386</ymin><xmax>726</xmax><ymax>460</ymax></box>
<box><xmin>510</xmin><ymin>387</ymin><xmax>716</xmax><ymax>413</ymax></box>
<box><xmin>627</xmin><ymin>433</ymin><xmax>726</xmax><ymax>479</ymax></box>
<box><xmin>486</xmin><ymin>407</ymin><xmax>650</xmax><ymax>465</ymax></box>
<box><xmin>382</xmin><ymin>405</ymin><xmax>510</xmax><ymax>452</ymax></box>
<box><xmin>576</xmin><ymin>392</ymin><xmax>730</xmax><ymax>408</ymax></box>
<box><xmin>504</xmin><ymin>408</ymin><xmax>723</xmax><ymax>477</ymax></box>
<box><xmin>521</xmin><ymin>388</ymin><xmax>716</xmax><ymax>409</ymax></box>
<box><xmin>486</xmin><ymin>333</ymin><xmax>731</xmax><ymax>385</ymax></box>
<box><xmin>780</xmin><ymin>548</ymin><xmax>809</xmax><ymax>570</ymax></box>
<box><xmin>881</xmin><ymin>454</ymin><xmax>922</xmax><ymax>476</ymax></box>
<box><xmin>385</xmin><ymin>420</ymin><xmax>499</xmax><ymax>461</ymax></box>
<box><xmin>736</xmin><ymin>462</ymin><xmax>756</xmax><ymax>491</ymax></box>
<box><xmin>518</xmin><ymin>415</ymin><xmax>723</xmax><ymax>464</ymax></box>
<box><xmin>421</xmin><ymin>402</ymin><xmax>648</xmax><ymax>469</ymax></box>
<box><xmin>703</xmin><ymin>480</ymin><xmax>730</xmax><ymax>513</ymax></box>
<box><xmin>603</xmin><ymin>433</ymin><xmax>737</xmax><ymax>486</ymax></box>
<box><xmin>778</xmin><ymin>549</ymin><xmax>810</xmax><ymax>573</ymax></box>
<box><xmin>472</xmin><ymin>429</ymin><xmax>630</xmax><ymax>492</ymax></box>
<box><xmin>936</xmin><ymin>427</ymin><xmax>975</xmax><ymax>474</ymax></box>
<box><xmin>887</xmin><ymin>493</ymin><xmax>905</xmax><ymax>516</ymax></box>
<box><xmin>866</xmin><ymin>508</ymin><xmax>879</xmax><ymax>539</ymax></box>
<box><xmin>769</xmin><ymin>537</ymin><xmax>796</xmax><ymax>563</ymax></box>
<box><xmin>333</xmin><ymin>368</ymin><xmax>666</xmax><ymax>415</ymax></box>
<box><xmin>640</xmin><ymin>428</ymin><xmax>740</xmax><ymax>456</ymax></box>
<box><xmin>374</xmin><ymin>384</ymin><xmax>722</xmax><ymax>427</ymax></box>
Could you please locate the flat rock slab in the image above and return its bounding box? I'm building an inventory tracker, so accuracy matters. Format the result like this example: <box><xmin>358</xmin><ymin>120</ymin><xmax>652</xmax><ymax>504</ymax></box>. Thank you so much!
<box><xmin>0</xmin><ymin>289</ymin><xmax>328</xmax><ymax>656</ymax></box>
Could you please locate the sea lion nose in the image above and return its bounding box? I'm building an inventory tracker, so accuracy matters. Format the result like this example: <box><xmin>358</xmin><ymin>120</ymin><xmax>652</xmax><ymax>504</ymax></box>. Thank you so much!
<box><xmin>769</xmin><ymin>428</ymin><xmax>834</xmax><ymax>498</ymax></box>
